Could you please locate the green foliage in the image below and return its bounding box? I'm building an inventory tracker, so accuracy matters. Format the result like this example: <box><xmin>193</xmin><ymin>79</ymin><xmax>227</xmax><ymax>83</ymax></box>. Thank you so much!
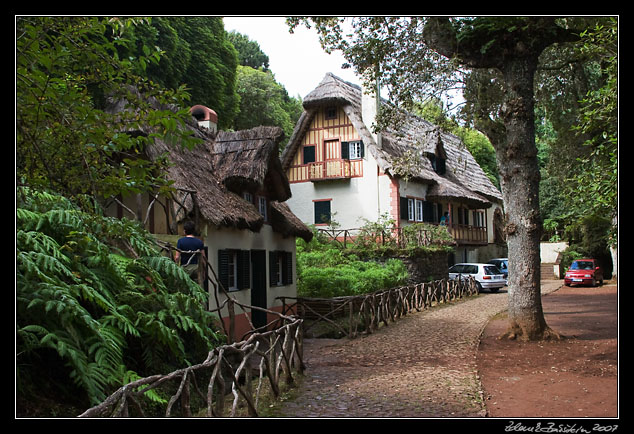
<box><xmin>296</xmin><ymin>242</ymin><xmax>409</xmax><ymax>298</ymax></box>
<box><xmin>233</xmin><ymin>65</ymin><xmax>303</xmax><ymax>147</ymax></box>
<box><xmin>227</xmin><ymin>30</ymin><xmax>270</xmax><ymax>70</ymax></box>
<box><xmin>561</xmin><ymin>214</ymin><xmax>613</xmax><ymax>277</ymax></box>
<box><xmin>352</xmin><ymin>214</ymin><xmax>455</xmax><ymax>257</ymax></box>
<box><xmin>16</xmin><ymin>16</ymin><xmax>200</xmax><ymax>201</ymax></box>
<box><xmin>294</xmin><ymin>216</ymin><xmax>454</xmax><ymax>298</ymax></box>
<box><xmin>164</xmin><ymin>17</ymin><xmax>240</xmax><ymax>129</ymax></box>
<box><xmin>16</xmin><ymin>187</ymin><xmax>221</xmax><ymax>408</ymax></box>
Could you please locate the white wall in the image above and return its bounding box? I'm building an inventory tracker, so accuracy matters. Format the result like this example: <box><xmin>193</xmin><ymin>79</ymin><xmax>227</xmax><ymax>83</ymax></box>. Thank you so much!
<box><xmin>540</xmin><ymin>241</ymin><xmax>569</xmax><ymax>263</ymax></box>
<box><xmin>287</xmin><ymin>152</ymin><xmax>393</xmax><ymax>230</ymax></box>
<box><xmin>204</xmin><ymin>224</ymin><xmax>297</xmax><ymax>315</ymax></box>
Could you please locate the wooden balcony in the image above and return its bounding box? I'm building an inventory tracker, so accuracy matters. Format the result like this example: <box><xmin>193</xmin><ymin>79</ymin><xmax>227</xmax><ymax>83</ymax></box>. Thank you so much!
<box><xmin>448</xmin><ymin>224</ymin><xmax>488</xmax><ymax>245</ymax></box>
<box><xmin>289</xmin><ymin>159</ymin><xmax>363</xmax><ymax>183</ymax></box>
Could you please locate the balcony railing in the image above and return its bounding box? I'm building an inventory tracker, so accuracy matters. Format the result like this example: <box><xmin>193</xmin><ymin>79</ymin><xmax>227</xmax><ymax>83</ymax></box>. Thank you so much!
<box><xmin>448</xmin><ymin>224</ymin><xmax>487</xmax><ymax>245</ymax></box>
<box><xmin>289</xmin><ymin>159</ymin><xmax>363</xmax><ymax>183</ymax></box>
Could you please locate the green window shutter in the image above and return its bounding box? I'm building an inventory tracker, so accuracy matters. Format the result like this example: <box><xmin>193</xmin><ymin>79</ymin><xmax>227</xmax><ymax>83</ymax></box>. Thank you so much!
<box><xmin>283</xmin><ymin>251</ymin><xmax>293</xmax><ymax>285</ymax></box>
<box><xmin>237</xmin><ymin>250</ymin><xmax>251</xmax><ymax>290</ymax></box>
<box><xmin>341</xmin><ymin>141</ymin><xmax>349</xmax><ymax>159</ymax></box>
<box><xmin>400</xmin><ymin>197</ymin><xmax>409</xmax><ymax>220</ymax></box>
<box><xmin>303</xmin><ymin>146</ymin><xmax>315</xmax><ymax>164</ymax></box>
<box><xmin>269</xmin><ymin>251</ymin><xmax>278</xmax><ymax>286</ymax></box>
<box><xmin>423</xmin><ymin>201</ymin><xmax>435</xmax><ymax>223</ymax></box>
<box><xmin>218</xmin><ymin>249</ymin><xmax>229</xmax><ymax>291</ymax></box>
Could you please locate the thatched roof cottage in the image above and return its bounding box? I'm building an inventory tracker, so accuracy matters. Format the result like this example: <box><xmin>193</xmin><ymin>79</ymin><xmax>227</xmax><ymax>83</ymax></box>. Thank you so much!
<box><xmin>105</xmin><ymin>93</ymin><xmax>312</xmax><ymax>339</ymax></box>
<box><xmin>281</xmin><ymin>73</ymin><xmax>506</xmax><ymax>264</ymax></box>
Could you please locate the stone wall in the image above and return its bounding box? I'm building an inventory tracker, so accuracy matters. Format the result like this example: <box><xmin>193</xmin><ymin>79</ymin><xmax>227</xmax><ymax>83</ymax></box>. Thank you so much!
<box><xmin>397</xmin><ymin>251</ymin><xmax>450</xmax><ymax>284</ymax></box>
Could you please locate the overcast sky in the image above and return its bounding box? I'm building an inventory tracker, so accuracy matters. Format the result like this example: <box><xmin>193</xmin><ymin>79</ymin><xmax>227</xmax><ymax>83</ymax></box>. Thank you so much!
<box><xmin>223</xmin><ymin>16</ymin><xmax>361</xmax><ymax>99</ymax></box>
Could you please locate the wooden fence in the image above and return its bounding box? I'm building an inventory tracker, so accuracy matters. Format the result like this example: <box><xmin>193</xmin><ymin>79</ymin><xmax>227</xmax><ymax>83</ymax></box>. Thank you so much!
<box><xmin>78</xmin><ymin>315</ymin><xmax>304</xmax><ymax>417</ymax></box>
<box><xmin>317</xmin><ymin>225</ymin><xmax>456</xmax><ymax>250</ymax></box>
<box><xmin>78</xmin><ymin>247</ymin><xmax>304</xmax><ymax>418</ymax></box>
<box><xmin>279</xmin><ymin>276</ymin><xmax>479</xmax><ymax>339</ymax></box>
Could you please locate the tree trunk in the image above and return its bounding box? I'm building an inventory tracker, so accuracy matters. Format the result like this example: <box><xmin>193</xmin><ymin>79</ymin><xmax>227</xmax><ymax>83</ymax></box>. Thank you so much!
<box><xmin>495</xmin><ymin>57</ymin><xmax>561</xmax><ymax>341</ymax></box>
<box><xmin>420</xmin><ymin>16</ymin><xmax>582</xmax><ymax>340</ymax></box>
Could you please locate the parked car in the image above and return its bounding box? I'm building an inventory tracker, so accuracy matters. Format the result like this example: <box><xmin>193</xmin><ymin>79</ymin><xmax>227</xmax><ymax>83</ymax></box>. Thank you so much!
<box><xmin>448</xmin><ymin>263</ymin><xmax>506</xmax><ymax>292</ymax></box>
<box><xmin>487</xmin><ymin>258</ymin><xmax>508</xmax><ymax>280</ymax></box>
<box><xmin>564</xmin><ymin>259</ymin><xmax>603</xmax><ymax>287</ymax></box>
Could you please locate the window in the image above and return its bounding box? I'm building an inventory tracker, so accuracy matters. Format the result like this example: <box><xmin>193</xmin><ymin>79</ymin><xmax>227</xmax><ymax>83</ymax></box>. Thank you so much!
<box><xmin>314</xmin><ymin>200</ymin><xmax>331</xmax><ymax>225</ymax></box>
<box><xmin>428</xmin><ymin>154</ymin><xmax>446</xmax><ymax>175</ymax></box>
<box><xmin>349</xmin><ymin>141</ymin><xmax>364</xmax><ymax>159</ymax></box>
<box><xmin>415</xmin><ymin>199</ymin><xmax>423</xmax><ymax>222</ymax></box>
<box><xmin>341</xmin><ymin>141</ymin><xmax>364</xmax><ymax>160</ymax></box>
<box><xmin>325</xmin><ymin>106</ymin><xmax>337</xmax><ymax>120</ymax></box>
<box><xmin>269</xmin><ymin>251</ymin><xmax>293</xmax><ymax>286</ymax></box>
<box><xmin>473</xmin><ymin>210</ymin><xmax>485</xmax><ymax>227</ymax></box>
<box><xmin>218</xmin><ymin>249</ymin><xmax>250</xmax><ymax>291</ymax></box>
<box><xmin>303</xmin><ymin>146</ymin><xmax>315</xmax><ymax>164</ymax></box>
<box><xmin>243</xmin><ymin>192</ymin><xmax>253</xmax><ymax>204</ymax></box>
<box><xmin>404</xmin><ymin>197</ymin><xmax>425</xmax><ymax>222</ymax></box>
<box><xmin>257</xmin><ymin>196</ymin><xmax>267</xmax><ymax>221</ymax></box>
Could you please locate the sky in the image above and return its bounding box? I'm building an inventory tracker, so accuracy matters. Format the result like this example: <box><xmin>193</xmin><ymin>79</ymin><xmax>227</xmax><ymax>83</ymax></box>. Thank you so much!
<box><xmin>223</xmin><ymin>16</ymin><xmax>361</xmax><ymax>99</ymax></box>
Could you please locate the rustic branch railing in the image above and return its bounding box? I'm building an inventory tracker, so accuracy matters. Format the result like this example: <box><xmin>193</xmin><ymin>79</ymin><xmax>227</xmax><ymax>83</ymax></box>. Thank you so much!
<box><xmin>78</xmin><ymin>316</ymin><xmax>304</xmax><ymax>418</ymax></box>
<box><xmin>79</xmin><ymin>245</ymin><xmax>305</xmax><ymax>418</ymax></box>
<box><xmin>317</xmin><ymin>225</ymin><xmax>456</xmax><ymax>250</ymax></box>
<box><xmin>279</xmin><ymin>277</ymin><xmax>479</xmax><ymax>339</ymax></box>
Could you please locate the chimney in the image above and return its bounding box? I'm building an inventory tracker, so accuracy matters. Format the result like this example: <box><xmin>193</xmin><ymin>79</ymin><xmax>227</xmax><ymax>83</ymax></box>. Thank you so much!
<box><xmin>190</xmin><ymin>105</ymin><xmax>218</xmax><ymax>133</ymax></box>
<box><xmin>361</xmin><ymin>73</ymin><xmax>382</xmax><ymax>149</ymax></box>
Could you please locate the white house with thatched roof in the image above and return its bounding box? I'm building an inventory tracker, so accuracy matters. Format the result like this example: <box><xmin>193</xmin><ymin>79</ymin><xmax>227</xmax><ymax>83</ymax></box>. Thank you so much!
<box><xmin>281</xmin><ymin>73</ymin><xmax>507</xmax><ymax>264</ymax></box>
<box><xmin>105</xmin><ymin>94</ymin><xmax>312</xmax><ymax>340</ymax></box>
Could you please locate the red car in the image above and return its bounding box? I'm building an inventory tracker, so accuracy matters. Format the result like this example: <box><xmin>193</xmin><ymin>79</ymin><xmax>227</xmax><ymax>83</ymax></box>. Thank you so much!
<box><xmin>564</xmin><ymin>259</ymin><xmax>604</xmax><ymax>287</ymax></box>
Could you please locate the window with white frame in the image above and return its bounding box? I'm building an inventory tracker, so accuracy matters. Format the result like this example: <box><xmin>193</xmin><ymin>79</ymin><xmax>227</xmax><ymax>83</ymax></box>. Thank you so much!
<box><xmin>257</xmin><ymin>196</ymin><xmax>267</xmax><ymax>220</ymax></box>
<box><xmin>349</xmin><ymin>141</ymin><xmax>363</xmax><ymax>159</ymax></box>
<box><xmin>415</xmin><ymin>199</ymin><xmax>423</xmax><ymax>222</ymax></box>
<box><xmin>406</xmin><ymin>197</ymin><xmax>424</xmax><ymax>222</ymax></box>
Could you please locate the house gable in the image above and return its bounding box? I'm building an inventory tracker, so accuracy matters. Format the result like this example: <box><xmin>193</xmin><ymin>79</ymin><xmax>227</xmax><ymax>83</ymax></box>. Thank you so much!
<box><xmin>286</xmin><ymin>105</ymin><xmax>365</xmax><ymax>183</ymax></box>
<box><xmin>282</xmin><ymin>73</ymin><xmax>507</xmax><ymax>255</ymax></box>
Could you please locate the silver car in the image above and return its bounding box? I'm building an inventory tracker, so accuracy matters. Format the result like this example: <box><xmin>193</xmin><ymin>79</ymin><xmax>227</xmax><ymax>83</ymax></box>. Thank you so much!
<box><xmin>448</xmin><ymin>263</ymin><xmax>506</xmax><ymax>292</ymax></box>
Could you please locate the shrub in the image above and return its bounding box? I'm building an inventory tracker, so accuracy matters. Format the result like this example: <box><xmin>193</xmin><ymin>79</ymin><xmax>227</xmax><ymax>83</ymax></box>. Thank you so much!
<box><xmin>16</xmin><ymin>187</ymin><xmax>222</xmax><ymax>408</ymax></box>
<box><xmin>296</xmin><ymin>230</ymin><xmax>409</xmax><ymax>298</ymax></box>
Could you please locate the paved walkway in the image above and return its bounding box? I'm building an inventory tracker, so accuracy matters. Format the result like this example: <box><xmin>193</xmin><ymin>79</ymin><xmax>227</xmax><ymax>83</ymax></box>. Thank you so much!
<box><xmin>279</xmin><ymin>281</ymin><xmax>562</xmax><ymax>418</ymax></box>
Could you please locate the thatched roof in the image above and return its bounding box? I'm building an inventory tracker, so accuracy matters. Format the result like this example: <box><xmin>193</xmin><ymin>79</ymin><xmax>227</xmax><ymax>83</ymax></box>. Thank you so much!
<box><xmin>106</xmin><ymin>90</ymin><xmax>312</xmax><ymax>241</ymax></box>
<box><xmin>212</xmin><ymin>127</ymin><xmax>291</xmax><ymax>202</ymax></box>
<box><xmin>282</xmin><ymin>73</ymin><xmax>502</xmax><ymax>208</ymax></box>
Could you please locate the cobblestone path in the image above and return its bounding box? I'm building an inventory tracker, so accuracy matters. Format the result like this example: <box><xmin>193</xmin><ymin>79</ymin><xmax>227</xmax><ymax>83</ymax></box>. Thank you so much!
<box><xmin>279</xmin><ymin>282</ymin><xmax>562</xmax><ymax>418</ymax></box>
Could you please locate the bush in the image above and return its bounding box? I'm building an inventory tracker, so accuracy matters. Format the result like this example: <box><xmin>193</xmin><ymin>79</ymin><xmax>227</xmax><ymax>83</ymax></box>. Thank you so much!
<box><xmin>16</xmin><ymin>187</ymin><xmax>222</xmax><ymax>409</ymax></box>
<box><xmin>296</xmin><ymin>229</ymin><xmax>409</xmax><ymax>298</ymax></box>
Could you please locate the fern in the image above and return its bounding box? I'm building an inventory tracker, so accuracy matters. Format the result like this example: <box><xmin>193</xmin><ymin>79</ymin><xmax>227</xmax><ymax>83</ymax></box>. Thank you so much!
<box><xmin>16</xmin><ymin>187</ymin><xmax>222</xmax><ymax>409</ymax></box>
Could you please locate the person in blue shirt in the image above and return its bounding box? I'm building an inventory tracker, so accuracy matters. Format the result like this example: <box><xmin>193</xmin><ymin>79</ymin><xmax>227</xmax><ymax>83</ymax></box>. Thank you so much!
<box><xmin>174</xmin><ymin>221</ymin><xmax>205</xmax><ymax>280</ymax></box>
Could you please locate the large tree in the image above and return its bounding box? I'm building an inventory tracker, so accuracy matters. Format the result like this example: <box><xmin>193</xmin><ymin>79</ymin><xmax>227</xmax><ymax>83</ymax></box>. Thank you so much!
<box><xmin>289</xmin><ymin>16</ymin><xmax>597</xmax><ymax>340</ymax></box>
